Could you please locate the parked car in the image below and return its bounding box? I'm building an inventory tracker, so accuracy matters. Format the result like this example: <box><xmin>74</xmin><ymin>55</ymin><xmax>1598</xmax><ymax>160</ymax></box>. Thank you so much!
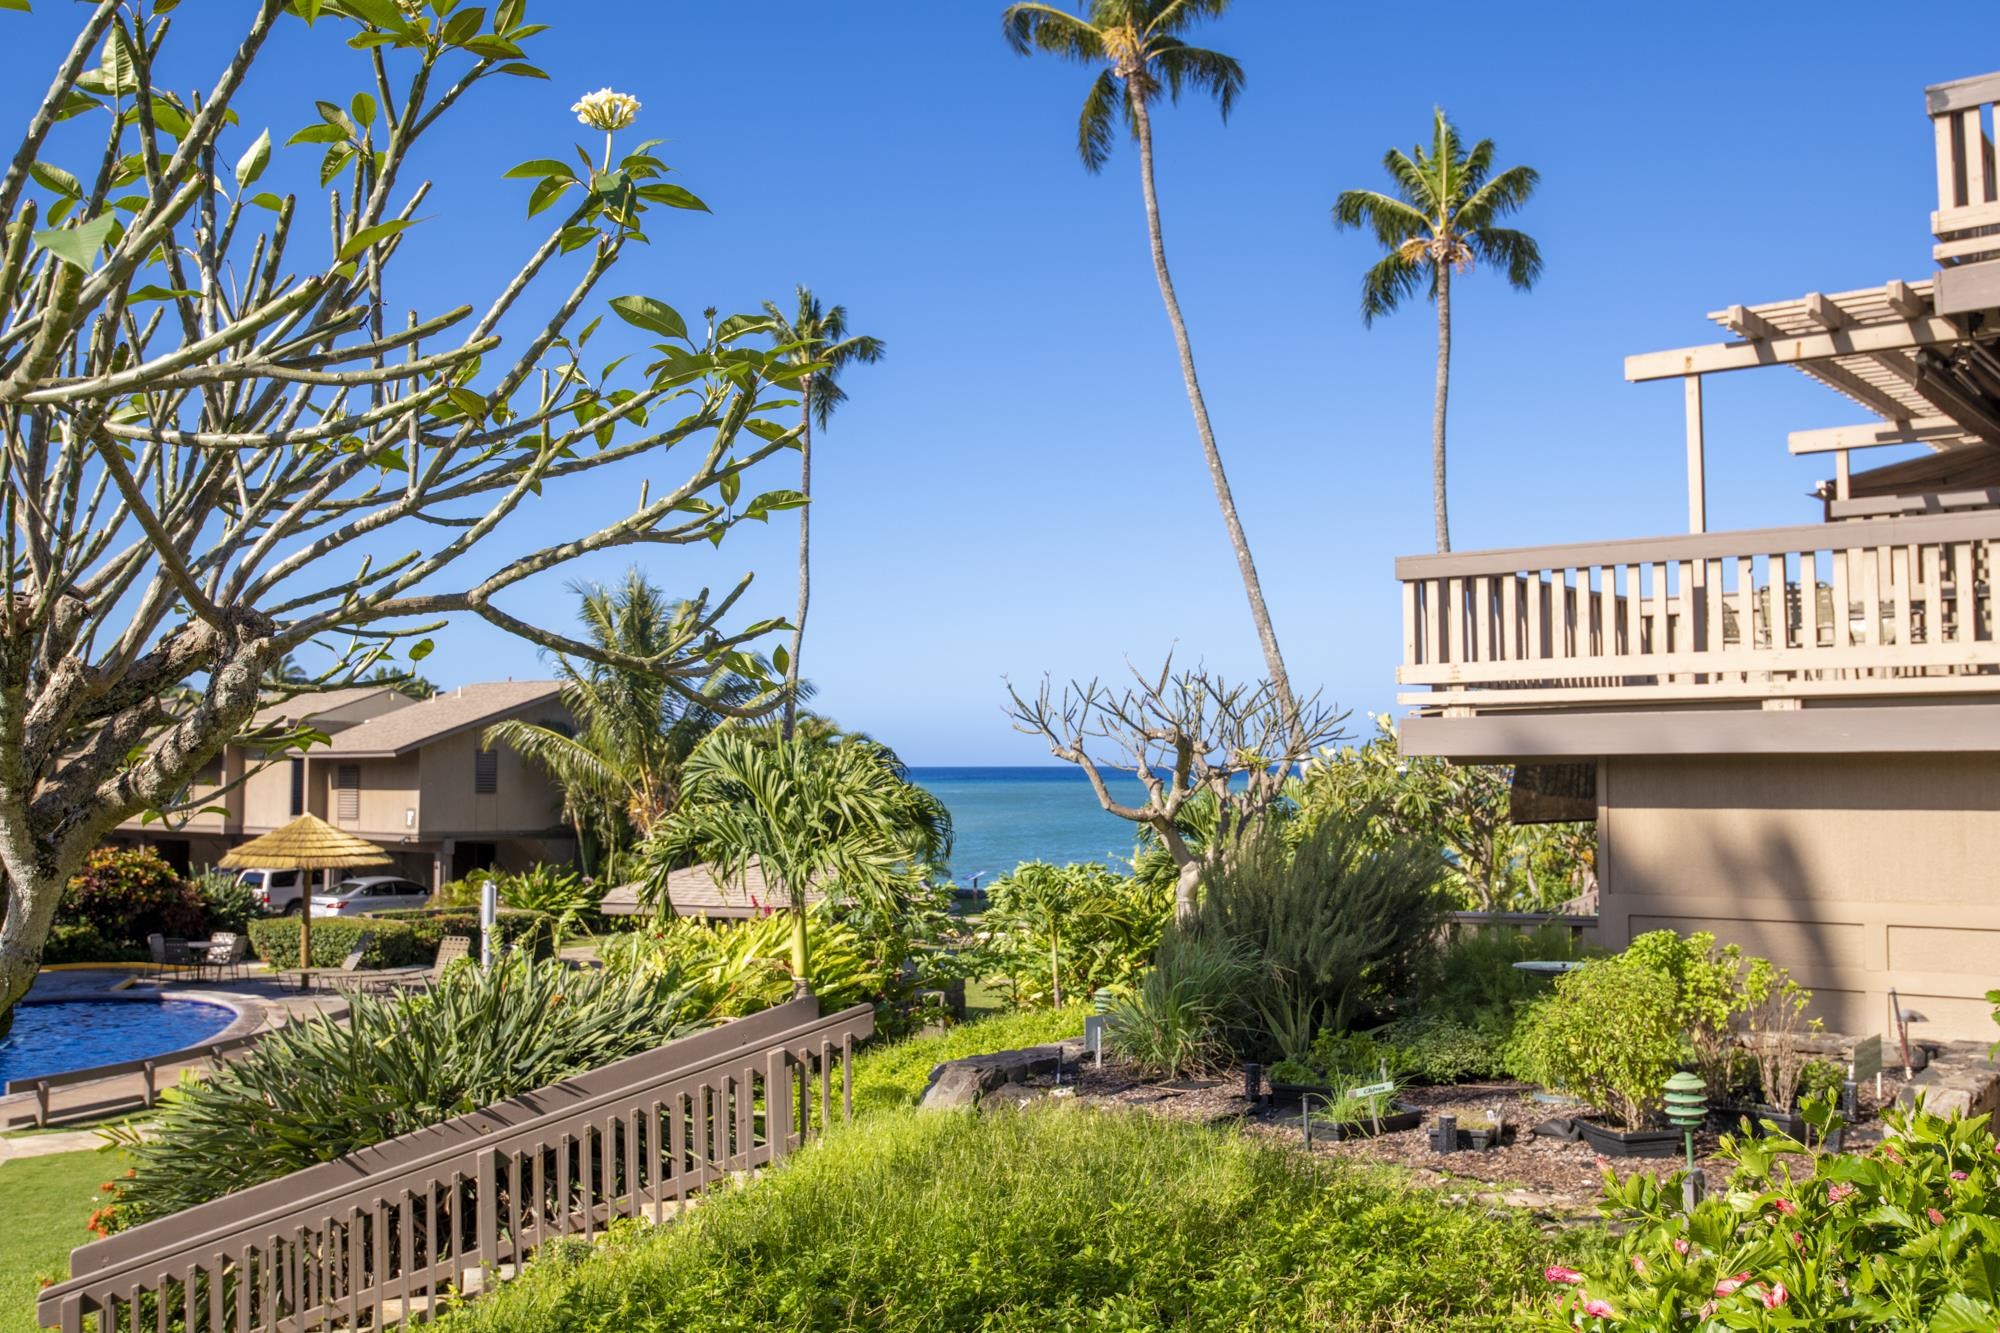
<box><xmin>309</xmin><ymin>876</ymin><xmax>432</xmax><ymax>918</ymax></box>
<box><xmin>237</xmin><ymin>867</ymin><xmax>305</xmax><ymax>914</ymax></box>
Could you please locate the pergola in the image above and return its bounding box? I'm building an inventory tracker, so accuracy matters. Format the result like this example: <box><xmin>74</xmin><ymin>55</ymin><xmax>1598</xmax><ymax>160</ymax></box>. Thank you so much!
<box><xmin>1623</xmin><ymin>277</ymin><xmax>2000</xmax><ymax>526</ymax></box>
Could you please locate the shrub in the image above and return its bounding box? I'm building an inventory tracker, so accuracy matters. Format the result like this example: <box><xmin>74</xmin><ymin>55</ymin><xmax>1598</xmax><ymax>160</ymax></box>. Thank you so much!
<box><xmin>1105</xmin><ymin>928</ymin><xmax>1254</xmax><ymax>1077</ymax></box>
<box><xmin>600</xmin><ymin>910</ymin><xmax>882</xmax><ymax>1021</ymax></box>
<box><xmin>104</xmin><ymin>955</ymin><xmax>706</xmax><ymax>1228</ymax></box>
<box><xmin>1368</xmin><ymin>1014</ymin><xmax>1507</xmax><ymax>1085</ymax></box>
<box><xmin>1414</xmin><ymin>923</ymin><xmax>1595</xmax><ymax>1041</ymax></box>
<box><xmin>1623</xmin><ymin>929</ymin><xmax>1743</xmax><ymax>1096</ymax></box>
<box><xmin>1506</xmin><ymin>958</ymin><xmax>1683</xmax><ymax>1128</ymax></box>
<box><xmin>192</xmin><ymin>868</ymin><xmax>263</xmax><ymax>935</ymax></box>
<box><xmin>440</xmin><ymin>1105</ymin><xmax>1566</xmax><ymax>1333</ymax></box>
<box><xmin>847</xmin><ymin>1005</ymin><xmax>1088</xmax><ymax>1116</ymax></box>
<box><xmin>39</xmin><ymin>922</ymin><xmax>145</xmax><ymax>964</ymax></box>
<box><xmin>1738</xmin><ymin>955</ymin><xmax>1817</xmax><ymax>1111</ymax></box>
<box><xmin>59</xmin><ymin>846</ymin><xmax>206</xmax><ymax>948</ymax></box>
<box><xmin>1193</xmin><ymin>815</ymin><xmax>1448</xmax><ymax>1059</ymax></box>
<box><xmin>244</xmin><ymin>909</ymin><xmax>553</xmax><ymax>969</ymax></box>
<box><xmin>1528</xmin><ymin>1100</ymin><xmax>1998</xmax><ymax>1329</ymax></box>
<box><xmin>981</xmin><ymin>861</ymin><xmax>1170</xmax><ymax>1008</ymax></box>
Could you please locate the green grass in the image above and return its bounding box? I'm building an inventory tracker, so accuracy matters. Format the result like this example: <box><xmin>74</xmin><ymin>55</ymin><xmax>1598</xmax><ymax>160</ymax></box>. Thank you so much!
<box><xmin>0</xmin><ymin>1147</ymin><xmax>126</xmax><ymax>1333</ymax></box>
<box><xmin>849</xmin><ymin>1004</ymin><xmax>1087</xmax><ymax>1115</ymax></box>
<box><xmin>443</xmin><ymin>1103</ymin><xmax>1569</xmax><ymax>1332</ymax></box>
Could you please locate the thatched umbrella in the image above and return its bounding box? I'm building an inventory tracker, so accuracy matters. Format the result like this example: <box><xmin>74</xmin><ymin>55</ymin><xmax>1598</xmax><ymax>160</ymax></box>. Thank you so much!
<box><xmin>221</xmin><ymin>815</ymin><xmax>392</xmax><ymax>987</ymax></box>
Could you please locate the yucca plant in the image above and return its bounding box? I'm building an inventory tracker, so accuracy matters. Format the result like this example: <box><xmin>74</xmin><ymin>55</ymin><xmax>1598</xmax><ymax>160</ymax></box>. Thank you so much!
<box><xmin>104</xmin><ymin>956</ymin><xmax>705</xmax><ymax>1229</ymax></box>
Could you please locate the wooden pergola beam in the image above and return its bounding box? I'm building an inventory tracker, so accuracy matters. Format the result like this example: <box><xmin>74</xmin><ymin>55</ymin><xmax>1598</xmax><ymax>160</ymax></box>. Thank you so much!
<box><xmin>1788</xmin><ymin>416</ymin><xmax>1963</xmax><ymax>454</ymax></box>
<box><xmin>1625</xmin><ymin>313</ymin><xmax>1965</xmax><ymax>382</ymax></box>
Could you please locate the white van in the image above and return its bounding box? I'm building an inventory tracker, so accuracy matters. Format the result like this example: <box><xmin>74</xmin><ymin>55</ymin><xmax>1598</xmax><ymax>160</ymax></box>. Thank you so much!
<box><xmin>236</xmin><ymin>868</ymin><xmax>306</xmax><ymax>914</ymax></box>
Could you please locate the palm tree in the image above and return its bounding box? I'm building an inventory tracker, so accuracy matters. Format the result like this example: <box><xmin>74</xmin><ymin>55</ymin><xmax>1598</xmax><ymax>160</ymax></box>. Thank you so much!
<box><xmin>1001</xmin><ymin>0</ymin><xmax>1300</xmax><ymax>735</ymax></box>
<box><xmin>760</xmin><ymin>288</ymin><xmax>884</xmax><ymax>741</ymax></box>
<box><xmin>484</xmin><ymin>570</ymin><xmax>776</xmax><ymax>877</ymax></box>
<box><xmin>644</xmin><ymin>731</ymin><xmax>951</xmax><ymax>990</ymax></box>
<box><xmin>1332</xmin><ymin>109</ymin><xmax>1541</xmax><ymax>554</ymax></box>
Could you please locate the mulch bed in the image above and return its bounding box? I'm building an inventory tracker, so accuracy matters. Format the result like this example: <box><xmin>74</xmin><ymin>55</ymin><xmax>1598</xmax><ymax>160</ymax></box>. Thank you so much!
<box><xmin>1014</xmin><ymin>1054</ymin><xmax>1911</xmax><ymax>1216</ymax></box>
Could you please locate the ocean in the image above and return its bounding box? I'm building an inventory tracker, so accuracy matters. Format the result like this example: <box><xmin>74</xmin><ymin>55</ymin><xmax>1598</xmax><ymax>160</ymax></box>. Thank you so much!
<box><xmin>908</xmin><ymin>766</ymin><xmax>1152</xmax><ymax>888</ymax></box>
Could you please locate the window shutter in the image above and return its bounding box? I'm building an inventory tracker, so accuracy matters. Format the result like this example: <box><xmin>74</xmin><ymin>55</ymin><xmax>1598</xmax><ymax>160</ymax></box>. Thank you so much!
<box><xmin>474</xmin><ymin>748</ymin><xmax>498</xmax><ymax>794</ymax></box>
<box><xmin>335</xmin><ymin>764</ymin><xmax>360</xmax><ymax>820</ymax></box>
<box><xmin>288</xmin><ymin>759</ymin><xmax>305</xmax><ymax>816</ymax></box>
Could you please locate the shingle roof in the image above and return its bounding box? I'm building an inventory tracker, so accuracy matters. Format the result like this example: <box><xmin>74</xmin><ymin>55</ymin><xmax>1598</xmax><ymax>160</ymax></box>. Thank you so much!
<box><xmin>246</xmin><ymin>685</ymin><xmax>406</xmax><ymax>732</ymax></box>
<box><xmin>322</xmin><ymin>680</ymin><xmax>564</xmax><ymax>756</ymax></box>
<box><xmin>598</xmin><ymin>857</ymin><xmax>825</xmax><ymax>919</ymax></box>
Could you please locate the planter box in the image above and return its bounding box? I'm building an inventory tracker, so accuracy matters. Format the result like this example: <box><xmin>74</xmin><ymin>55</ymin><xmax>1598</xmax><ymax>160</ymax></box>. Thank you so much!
<box><xmin>1310</xmin><ymin>1101</ymin><xmax>1423</xmax><ymax>1142</ymax></box>
<box><xmin>1267</xmin><ymin>1080</ymin><xmax>1334</xmax><ymax>1107</ymax></box>
<box><xmin>1576</xmin><ymin>1117</ymin><xmax>1682</xmax><ymax>1158</ymax></box>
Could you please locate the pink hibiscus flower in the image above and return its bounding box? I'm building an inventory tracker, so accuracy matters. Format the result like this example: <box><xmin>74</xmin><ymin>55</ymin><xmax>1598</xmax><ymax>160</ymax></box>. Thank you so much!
<box><xmin>1544</xmin><ymin>1265</ymin><xmax>1585</xmax><ymax>1286</ymax></box>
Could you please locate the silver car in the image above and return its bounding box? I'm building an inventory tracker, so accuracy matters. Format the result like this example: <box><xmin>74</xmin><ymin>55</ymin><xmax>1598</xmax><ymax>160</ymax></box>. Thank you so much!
<box><xmin>308</xmin><ymin>875</ymin><xmax>432</xmax><ymax>918</ymax></box>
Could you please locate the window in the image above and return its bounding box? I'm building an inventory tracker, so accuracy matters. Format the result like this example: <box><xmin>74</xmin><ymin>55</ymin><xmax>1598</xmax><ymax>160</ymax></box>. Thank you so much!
<box><xmin>193</xmin><ymin>755</ymin><xmax>223</xmax><ymax>787</ymax></box>
<box><xmin>288</xmin><ymin>759</ymin><xmax>305</xmax><ymax>816</ymax></box>
<box><xmin>335</xmin><ymin>764</ymin><xmax>360</xmax><ymax>820</ymax></box>
<box><xmin>474</xmin><ymin>747</ymin><xmax>498</xmax><ymax>794</ymax></box>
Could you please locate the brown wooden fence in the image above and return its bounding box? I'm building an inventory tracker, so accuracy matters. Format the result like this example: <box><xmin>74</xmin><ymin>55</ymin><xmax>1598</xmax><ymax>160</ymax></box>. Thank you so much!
<box><xmin>37</xmin><ymin>994</ymin><xmax>873</xmax><ymax>1332</ymax></box>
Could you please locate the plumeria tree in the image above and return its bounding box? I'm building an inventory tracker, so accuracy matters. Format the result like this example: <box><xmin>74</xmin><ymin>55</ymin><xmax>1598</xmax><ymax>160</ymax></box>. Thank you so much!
<box><xmin>1006</xmin><ymin>656</ymin><xmax>1346</xmax><ymax>918</ymax></box>
<box><xmin>0</xmin><ymin>0</ymin><xmax>816</xmax><ymax>1029</ymax></box>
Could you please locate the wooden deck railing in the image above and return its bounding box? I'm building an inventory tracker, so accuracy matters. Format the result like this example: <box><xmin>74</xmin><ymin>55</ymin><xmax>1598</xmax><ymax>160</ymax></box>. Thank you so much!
<box><xmin>36</xmin><ymin>994</ymin><xmax>873</xmax><ymax>1332</ymax></box>
<box><xmin>1397</xmin><ymin>510</ymin><xmax>2000</xmax><ymax>709</ymax></box>
<box><xmin>1930</xmin><ymin>71</ymin><xmax>2000</xmax><ymax>267</ymax></box>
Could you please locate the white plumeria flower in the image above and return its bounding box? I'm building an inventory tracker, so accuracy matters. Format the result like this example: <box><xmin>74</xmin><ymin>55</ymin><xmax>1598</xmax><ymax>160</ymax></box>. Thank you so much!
<box><xmin>571</xmin><ymin>88</ymin><xmax>640</xmax><ymax>132</ymax></box>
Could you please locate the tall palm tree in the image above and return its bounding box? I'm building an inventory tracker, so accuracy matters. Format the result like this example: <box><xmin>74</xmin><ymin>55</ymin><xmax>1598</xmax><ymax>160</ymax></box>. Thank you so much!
<box><xmin>645</xmin><ymin>731</ymin><xmax>950</xmax><ymax>990</ymax></box>
<box><xmin>1001</xmin><ymin>0</ymin><xmax>1300</xmax><ymax>735</ymax></box>
<box><xmin>760</xmin><ymin>288</ymin><xmax>884</xmax><ymax>741</ymax></box>
<box><xmin>484</xmin><ymin>571</ymin><xmax>777</xmax><ymax>877</ymax></box>
<box><xmin>1332</xmin><ymin>109</ymin><xmax>1541</xmax><ymax>554</ymax></box>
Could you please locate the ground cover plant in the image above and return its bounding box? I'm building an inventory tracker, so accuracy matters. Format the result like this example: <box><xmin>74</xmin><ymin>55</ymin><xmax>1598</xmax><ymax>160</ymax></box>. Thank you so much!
<box><xmin>0</xmin><ymin>1147</ymin><xmax>127</xmax><ymax>1333</ymax></box>
<box><xmin>1532</xmin><ymin>1100</ymin><xmax>2000</xmax><ymax>1328</ymax></box>
<box><xmin>99</xmin><ymin>956</ymin><xmax>704</xmax><ymax>1229</ymax></box>
<box><xmin>440</xmin><ymin>1103</ymin><xmax>1567</xmax><ymax>1333</ymax></box>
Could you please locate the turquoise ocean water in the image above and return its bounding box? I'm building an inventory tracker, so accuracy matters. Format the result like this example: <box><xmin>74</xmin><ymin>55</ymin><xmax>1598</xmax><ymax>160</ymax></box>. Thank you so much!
<box><xmin>909</xmin><ymin>766</ymin><xmax>1152</xmax><ymax>888</ymax></box>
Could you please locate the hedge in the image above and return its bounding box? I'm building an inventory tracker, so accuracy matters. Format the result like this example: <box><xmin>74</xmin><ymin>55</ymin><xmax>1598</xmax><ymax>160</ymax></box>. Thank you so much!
<box><xmin>245</xmin><ymin>909</ymin><xmax>555</xmax><ymax>969</ymax></box>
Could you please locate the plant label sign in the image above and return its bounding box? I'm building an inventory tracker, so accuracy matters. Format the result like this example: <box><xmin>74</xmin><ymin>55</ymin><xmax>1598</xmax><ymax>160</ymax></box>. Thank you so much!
<box><xmin>1851</xmin><ymin>1034</ymin><xmax>1883</xmax><ymax>1084</ymax></box>
<box><xmin>1083</xmin><ymin>1015</ymin><xmax>1107</xmax><ymax>1068</ymax></box>
<box><xmin>1351</xmin><ymin>1080</ymin><xmax>1396</xmax><ymax>1099</ymax></box>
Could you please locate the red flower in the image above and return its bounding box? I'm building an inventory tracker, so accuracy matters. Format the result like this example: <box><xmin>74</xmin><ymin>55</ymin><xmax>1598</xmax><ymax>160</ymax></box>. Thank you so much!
<box><xmin>1771</xmin><ymin>1197</ymin><xmax>1797</xmax><ymax>1216</ymax></box>
<box><xmin>1581</xmin><ymin>1297</ymin><xmax>1616</xmax><ymax>1319</ymax></box>
<box><xmin>1672</xmin><ymin>1237</ymin><xmax>1690</xmax><ymax>1255</ymax></box>
<box><xmin>1630</xmin><ymin>1255</ymin><xmax>1648</xmax><ymax>1275</ymax></box>
<box><xmin>1826</xmin><ymin>1182</ymin><xmax>1857</xmax><ymax>1205</ymax></box>
<box><xmin>1544</xmin><ymin>1265</ymin><xmax>1585</xmax><ymax>1286</ymax></box>
<box><xmin>1714</xmin><ymin>1273</ymin><xmax>1752</xmax><ymax>1296</ymax></box>
<box><xmin>1928</xmin><ymin>1207</ymin><xmax>1947</xmax><ymax>1225</ymax></box>
<box><xmin>1761</xmin><ymin>1281</ymin><xmax>1789</xmax><ymax>1309</ymax></box>
<box><xmin>1951</xmin><ymin>1170</ymin><xmax>1969</xmax><ymax>1180</ymax></box>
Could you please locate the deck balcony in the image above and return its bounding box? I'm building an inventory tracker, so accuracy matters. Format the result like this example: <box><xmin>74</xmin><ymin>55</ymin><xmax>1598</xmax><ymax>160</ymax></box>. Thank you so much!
<box><xmin>1397</xmin><ymin>509</ymin><xmax>2000</xmax><ymax>715</ymax></box>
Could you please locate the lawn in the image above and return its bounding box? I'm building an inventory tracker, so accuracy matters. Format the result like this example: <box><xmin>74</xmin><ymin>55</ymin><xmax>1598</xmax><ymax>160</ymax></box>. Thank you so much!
<box><xmin>442</xmin><ymin>1101</ymin><xmax>1569</xmax><ymax>1332</ymax></box>
<box><xmin>0</xmin><ymin>1145</ymin><xmax>125</xmax><ymax>1333</ymax></box>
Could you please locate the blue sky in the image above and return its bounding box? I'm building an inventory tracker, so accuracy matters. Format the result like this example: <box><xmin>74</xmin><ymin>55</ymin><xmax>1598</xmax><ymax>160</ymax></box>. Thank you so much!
<box><xmin>8</xmin><ymin>2</ymin><xmax>1988</xmax><ymax>762</ymax></box>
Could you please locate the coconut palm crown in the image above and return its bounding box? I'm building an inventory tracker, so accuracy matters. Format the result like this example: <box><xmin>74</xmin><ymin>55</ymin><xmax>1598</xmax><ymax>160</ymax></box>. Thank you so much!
<box><xmin>1332</xmin><ymin>108</ymin><xmax>1541</xmax><ymax>553</ymax></box>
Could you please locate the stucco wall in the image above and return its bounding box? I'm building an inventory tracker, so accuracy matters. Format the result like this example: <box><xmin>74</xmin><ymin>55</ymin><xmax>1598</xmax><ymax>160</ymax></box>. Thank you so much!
<box><xmin>1597</xmin><ymin>754</ymin><xmax>2000</xmax><ymax>1042</ymax></box>
<box><xmin>417</xmin><ymin>731</ymin><xmax>565</xmax><ymax>838</ymax></box>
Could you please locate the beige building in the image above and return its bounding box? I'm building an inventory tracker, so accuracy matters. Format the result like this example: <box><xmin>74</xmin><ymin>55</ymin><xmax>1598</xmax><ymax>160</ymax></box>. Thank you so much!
<box><xmin>117</xmin><ymin>681</ymin><xmax>576</xmax><ymax>888</ymax></box>
<box><xmin>1395</xmin><ymin>71</ymin><xmax>2000</xmax><ymax>1042</ymax></box>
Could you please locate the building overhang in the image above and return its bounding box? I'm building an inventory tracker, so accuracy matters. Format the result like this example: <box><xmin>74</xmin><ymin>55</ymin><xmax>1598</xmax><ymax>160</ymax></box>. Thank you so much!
<box><xmin>1400</xmin><ymin>701</ymin><xmax>2000</xmax><ymax>763</ymax></box>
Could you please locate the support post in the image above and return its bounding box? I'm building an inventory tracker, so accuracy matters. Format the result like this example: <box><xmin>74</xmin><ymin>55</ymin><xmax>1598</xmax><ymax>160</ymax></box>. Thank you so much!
<box><xmin>1685</xmin><ymin>375</ymin><xmax>1707</xmax><ymax>533</ymax></box>
<box><xmin>1835</xmin><ymin>448</ymin><xmax>1852</xmax><ymax>502</ymax></box>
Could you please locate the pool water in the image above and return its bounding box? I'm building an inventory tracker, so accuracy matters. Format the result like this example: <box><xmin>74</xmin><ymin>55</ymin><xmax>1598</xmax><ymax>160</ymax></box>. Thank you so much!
<box><xmin>0</xmin><ymin>999</ymin><xmax>235</xmax><ymax>1087</ymax></box>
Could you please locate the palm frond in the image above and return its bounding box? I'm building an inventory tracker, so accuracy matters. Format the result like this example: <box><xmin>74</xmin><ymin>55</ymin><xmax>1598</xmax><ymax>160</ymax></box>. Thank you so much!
<box><xmin>1147</xmin><ymin>0</ymin><xmax>1232</xmax><ymax>37</ymax></box>
<box><xmin>1359</xmin><ymin>249</ymin><xmax>1426</xmax><ymax>326</ymax></box>
<box><xmin>1380</xmin><ymin>147</ymin><xmax>1438</xmax><ymax>216</ymax></box>
<box><xmin>1466</xmin><ymin>225</ymin><xmax>1542</xmax><ymax>290</ymax></box>
<box><xmin>1076</xmin><ymin>66</ymin><xmax>1126</xmax><ymax>172</ymax></box>
<box><xmin>1149</xmin><ymin>40</ymin><xmax>1243</xmax><ymax>119</ymax></box>
<box><xmin>1458</xmin><ymin>163</ymin><xmax>1539</xmax><ymax>229</ymax></box>
<box><xmin>1002</xmin><ymin>3</ymin><xmax>1104</xmax><ymax>61</ymax></box>
<box><xmin>1331</xmin><ymin>188</ymin><xmax>1427</xmax><ymax>249</ymax></box>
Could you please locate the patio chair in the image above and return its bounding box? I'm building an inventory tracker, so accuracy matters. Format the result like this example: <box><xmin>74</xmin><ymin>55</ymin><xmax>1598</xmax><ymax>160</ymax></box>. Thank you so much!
<box><xmin>202</xmin><ymin>932</ymin><xmax>250</xmax><ymax>983</ymax></box>
<box><xmin>148</xmin><ymin>933</ymin><xmax>195</xmax><ymax>981</ymax></box>
<box><xmin>373</xmin><ymin>935</ymin><xmax>474</xmax><ymax>993</ymax></box>
<box><xmin>291</xmin><ymin>932</ymin><xmax>382</xmax><ymax>992</ymax></box>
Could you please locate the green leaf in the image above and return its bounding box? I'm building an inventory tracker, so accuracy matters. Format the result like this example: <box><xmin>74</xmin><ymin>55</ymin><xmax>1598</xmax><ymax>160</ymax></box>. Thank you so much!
<box><xmin>28</xmin><ymin>161</ymin><xmax>79</xmax><ymax>198</ymax></box>
<box><xmin>608</xmin><ymin>295</ymin><xmax>686</xmax><ymax>340</ymax></box>
<box><xmin>771</xmin><ymin>644</ymin><xmax>789</xmax><ymax>675</ymax></box>
<box><xmin>635</xmin><ymin>182</ymin><xmax>708</xmax><ymax>212</ymax></box>
<box><xmin>747</xmin><ymin>489</ymin><xmax>807</xmax><ymax>512</ymax></box>
<box><xmin>460</xmin><ymin>34</ymin><xmax>520</xmax><ymax>58</ymax></box>
<box><xmin>234</xmin><ymin>129</ymin><xmax>272</xmax><ymax>187</ymax></box>
<box><xmin>504</xmin><ymin>158</ymin><xmax>574</xmax><ymax>181</ymax></box>
<box><xmin>34</xmin><ymin>213</ymin><xmax>116</xmax><ymax>270</ymax></box>
<box><xmin>495</xmin><ymin>63</ymin><xmax>547</xmax><ymax>78</ymax></box>
<box><xmin>249</xmin><ymin>192</ymin><xmax>287</xmax><ymax>211</ymax></box>
<box><xmin>146</xmin><ymin>97</ymin><xmax>190</xmax><ymax>140</ymax></box>
<box><xmin>440</xmin><ymin>6</ymin><xmax>482</xmax><ymax>44</ymax></box>
<box><xmin>349</xmin><ymin>92</ymin><xmax>376</xmax><ymax>128</ymax></box>
<box><xmin>100</xmin><ymin>26</ymin><xmax>138</xmax><ymax>93</ymax></box>
<box><xmin>525</xmin><ymin>175</ymin><xmax>570</xmax><ymax>216</ymax></box>
<box><xmin>319</xmin><ymin>145</ymin><xmax>353</xmax><ymax>187</ymax></box>
<box><xmin>719</xmin><ymin>469</ymin><xmax>740</xmax><ymax>507</ymax></box>
<box><xmin>341</xmin><ymin>0</ymin><xmax>409</xmax><ymax>29</ymax></box>
<box><xmin>336</xmin><ymin>218</ymin><xmax>412</xmax><ymax>261</ymax></box>
<box><xmin>0</xmin><ymin>1</ymin><xmax>32</xmax><ymax>12</ymax></box>
<box><xmin>409</xmin><ymin>638</ymin><xmax>435</xmax><ymax>662</ymax></box>
<box><xmin>287</xmin><ymin>123</ymin><xmax>346</xmax><ymax>146</ymax></box>
<box><xmin>293</xmin><ymin>0</ymin><xmax>325</xmax><ymax>23</ymax></box>
<box><xmin>495</xmin><ymin>0</ymin><xmax>524</xmax><ymax>31</ymax></box>
<box><xmin>128</xmin><ymin>285</ymin><xmax>198</xmax><ymax>302</ymax></box>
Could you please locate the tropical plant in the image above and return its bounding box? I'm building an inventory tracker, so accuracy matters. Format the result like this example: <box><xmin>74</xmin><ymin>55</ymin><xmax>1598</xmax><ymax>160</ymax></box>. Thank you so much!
<box><xmin>1413</xmin><ymin>923</ymin><xmax>1593</xmax><ymax>1041</ymax></box>
<box><xmin>57</xmin><ymin>847</ymin><xmax>206</xmax><ymax>950</ymax></box>
<box><xmin>1506</xmin><ymin>957</ymin><xmax>1683</xmax><ymax>1129</ymax></box>
<box><xmin>600</xmin><ymin>909</ymin><xmax>881</xmax><ymax>1020</ymax></box>
<box><xmin>1001</xmin><ymin>1</ymin><xmax>1300</xmax><ymax>733</ymax></box>
<box><xmin>983</xmin><ymin>860</ymin><xmax>1170</xmax><ymax>1008</ymax></box>
<box><xmin>758</xmin><ymin>288</ymin><xmax>884</xmax><ymax>740</ymax></box>
<box><xmin>1739</xmin><ymin>956</ymin><xmax>1817</xmax><ymax>1112</ymax></box>
<box><xmin>103</xmin><ymin>955</ymin><xmax>705</xmax><ymax>1229</ymax></box>
<box><xmin>193</xmin><ymin>867</ymin><xmax>264</xmax><ymax>936</ymax></box>
<box><xmin>0</xmin><ymin>0</ymin><xmax>811</xmax><ymax>1030</ymax></box>
<box><xmin>1624</xmin><ymin>929</ymin><xmax>1745</xmax><ymax>1099</ymax></box>
<box><xmin>1190</xmin><ymin>815</ymin><xmax>1448</xmax><ymax>1057</ymax></box>
<box><xmin>1332</xmin><ymin>109</ymin><xmax>1542</xmax><ymax>553</ymax></box>
<box><xmin>641</xmin><ymin>732</ymin><xmax>950</xmax><ymax>989</ymax></box>
<box><xmin>490</xmin><ymin>864</ymin><xmax>603</xmax><ymax>951</ymax></box>
<box><xmin>484</xmin><ymin>572</ymin><xmax>783</xmax><ymax>877</ymax></box>
<box><xmin>1531</xmin><ymin>1100</ymin><xmax>1999</xmax><ymax>1330</ymax></box>
<box><xmin>1105</xmin><ymin>928</ymin><xmax>1254</xmax><ymax>1077</ymax></box>
<box><xmin>1292</xmin><ymin>715</ymin><xmax>1593</xmax><ymax>911</ymax></box>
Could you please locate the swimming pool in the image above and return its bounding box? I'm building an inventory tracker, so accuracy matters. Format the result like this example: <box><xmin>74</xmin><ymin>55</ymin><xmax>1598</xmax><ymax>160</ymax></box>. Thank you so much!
<box><xmin>0</xmin><ymin>999</ymin><xmax>237</xmax><ymax>1087</ymax></box>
